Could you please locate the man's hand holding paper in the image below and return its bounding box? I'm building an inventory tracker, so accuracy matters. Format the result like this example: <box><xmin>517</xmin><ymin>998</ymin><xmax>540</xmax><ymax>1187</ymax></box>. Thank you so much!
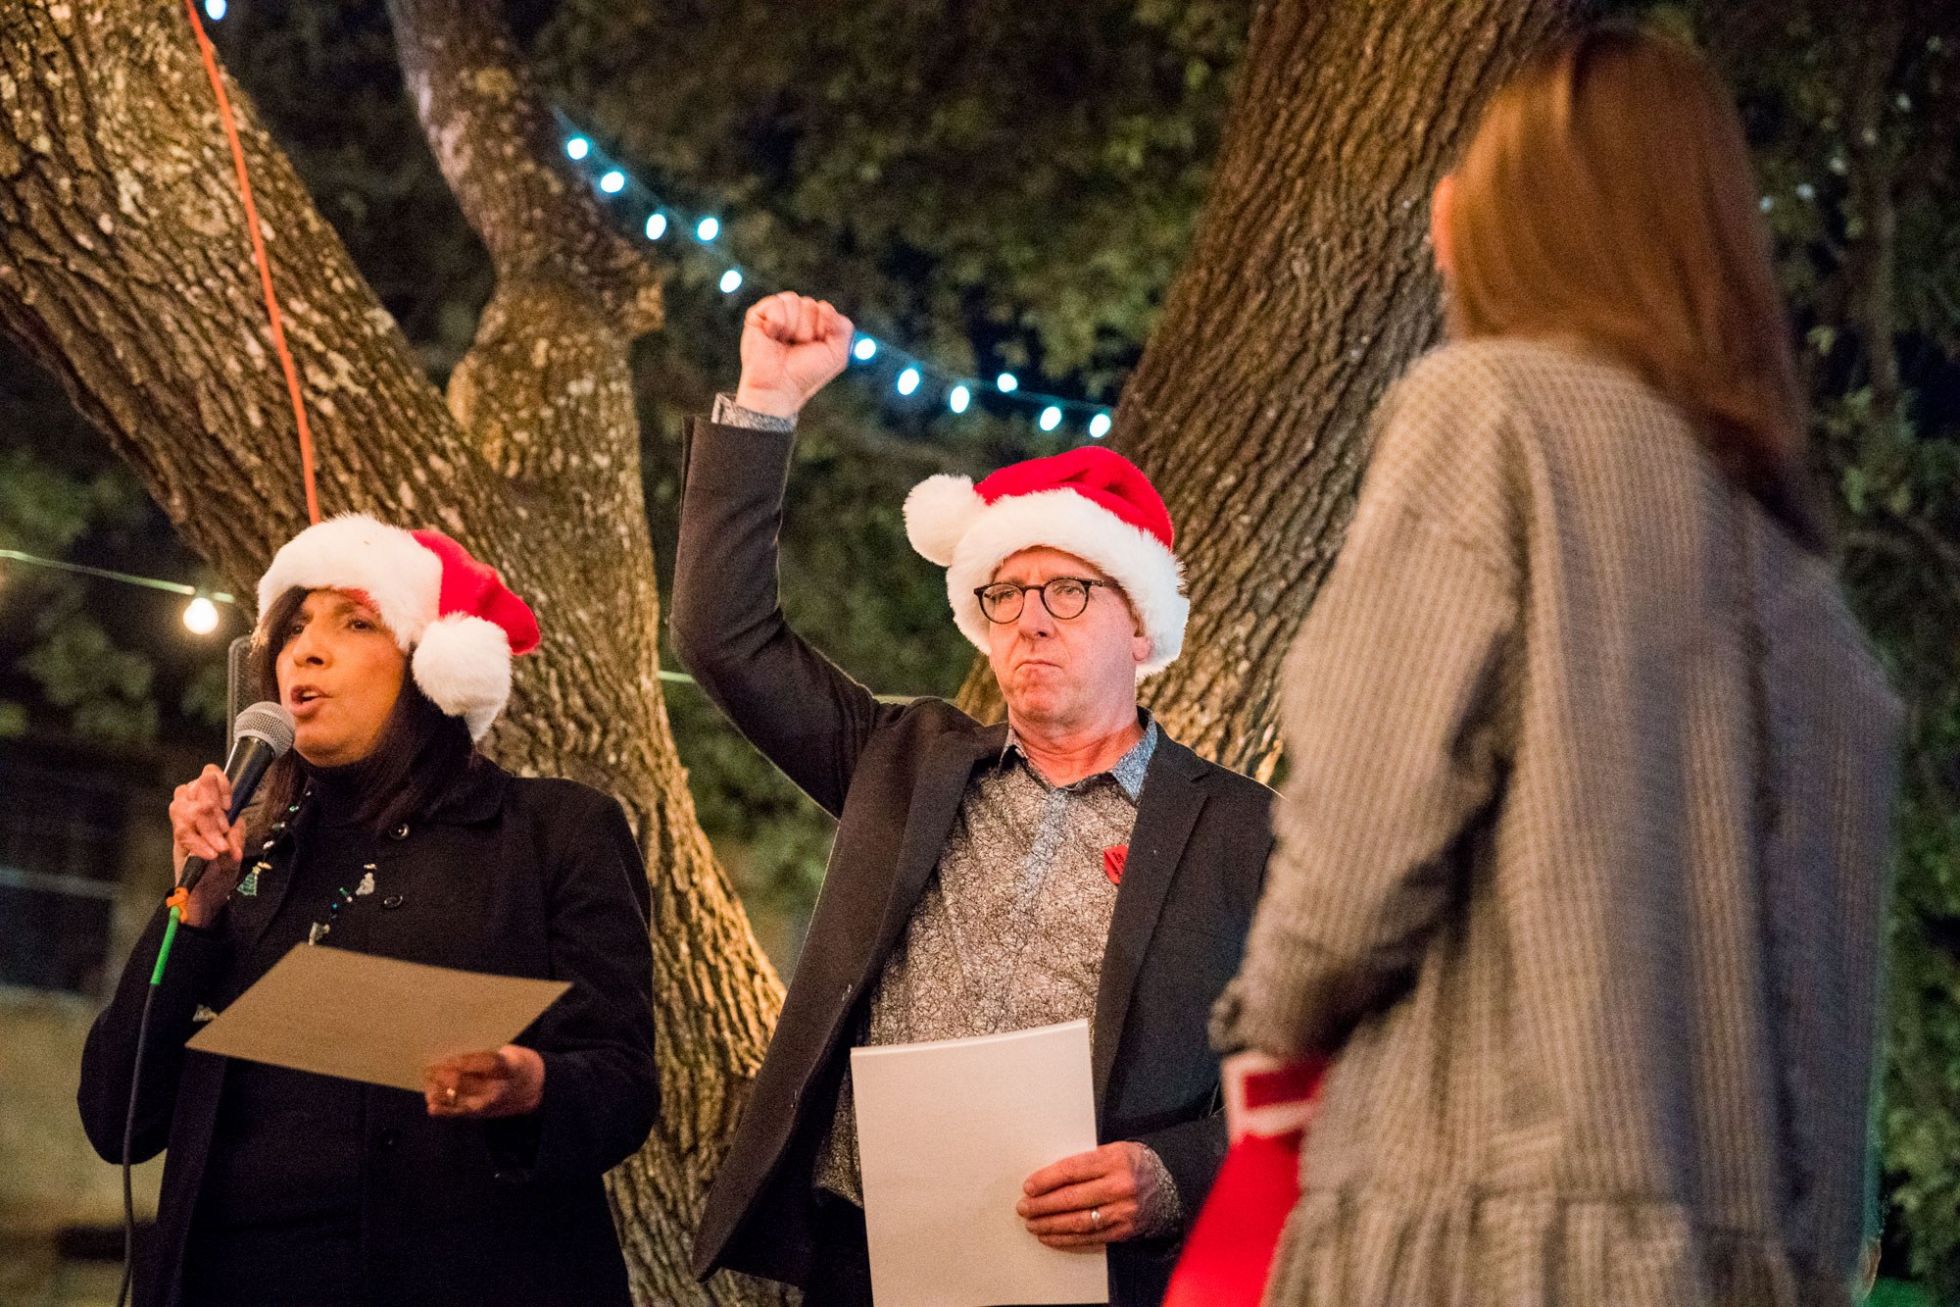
<box><xmin>1018</xmin><ymin>1141</ymin><xmax>1166</xmax><ymax>1248</ymax></box>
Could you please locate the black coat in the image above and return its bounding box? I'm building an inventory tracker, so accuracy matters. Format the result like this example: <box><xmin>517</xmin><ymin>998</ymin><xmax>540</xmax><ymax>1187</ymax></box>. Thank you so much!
<box><xmin>673</xmin><ymin>420</ymin><xmax>1276</xmax><ymax>1305</ymax></box>
<box><xmin>77</xmin><ymin>762</ymin><xmax>659</xmax><ymax>1307</ymax></box>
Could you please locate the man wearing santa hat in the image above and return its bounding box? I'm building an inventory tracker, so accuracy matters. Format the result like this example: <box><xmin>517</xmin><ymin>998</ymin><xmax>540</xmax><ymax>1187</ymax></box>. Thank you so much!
<box><xmin>678</xmin><ymin>293</ymin><xmax>1274</xmax><ymax>1306</ymax></box>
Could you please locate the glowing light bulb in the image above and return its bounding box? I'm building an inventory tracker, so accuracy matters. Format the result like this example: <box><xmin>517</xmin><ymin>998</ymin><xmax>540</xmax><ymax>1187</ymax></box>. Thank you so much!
<box><xmin>1089</xmin><ymin>412</ymin><xmax>1113</xmax><ymax>439</ymax></box>
<box><xmin>996</xmin><ymin>372</ymin><xmax>1019</xmax><ymax>393</ymax></box>
<box><xmin>949</xmin><ymin>385</ymin><xmax>972</xmax><ymax>414</ymax></box>
<box><xmin>183</xmin><ymin>596</ymin><xmax>221</xmax><ymax>635</ymax></box>
<box><xmin>696</xmin><ymin>217</ymin><xmax>720</xmax><ymax>242</ymax></box>
<box><xmin>599</xmin><ymin>170</ymin><xmax>626</xmax><ymax>194</ymax></box>
<box><xmin>204</xmin><ymin>0</ymin><xmax>227</xmax><ymax>19</ymax></box>
<box><xmin>719</xmin><ymin>269</ymin><xmax>744</xmax><ymax>294</ymax></box>
<box><xmin>853</xmin><ymin>337</ymin><xmax>879</xmax><ymax>362</ymax></box>
<box><xmin>644</xmin><ymin>213</ymin><xmax>668</xmax><ymax>240</ymax></box>
<box><xmin>1038</xmin><ymin>406</ymin><xmax>1063</xmax><ymax>432</ymax></box>
<box><xmin>897</xmin><ymin>367</ymin><xmax>922</xmax><ymax>396</ymax></box>
<box><xmin>565</xmin><ymin>136</ymin><xmax>591</xmax><ymax>161</ymax></box>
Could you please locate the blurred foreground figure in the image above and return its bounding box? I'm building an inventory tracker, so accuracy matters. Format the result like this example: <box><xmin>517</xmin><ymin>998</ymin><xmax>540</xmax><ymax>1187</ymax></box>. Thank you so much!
<box><xmin>1213</xmin><ymin>25</ymin><xmax>1902</xmax><ymax>1307</ymax></box>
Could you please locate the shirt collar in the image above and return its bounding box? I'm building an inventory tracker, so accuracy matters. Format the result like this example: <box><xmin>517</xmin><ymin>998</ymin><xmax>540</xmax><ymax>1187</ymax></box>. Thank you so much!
<box><xmin>1001</xmin><ymin>710</ymin><xmax>1159</xmax><ymax>802</ymax></box>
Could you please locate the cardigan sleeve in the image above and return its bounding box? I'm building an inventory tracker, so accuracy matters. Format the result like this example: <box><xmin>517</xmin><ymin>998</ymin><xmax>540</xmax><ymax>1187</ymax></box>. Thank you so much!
<box><xmin>1213</xmin><ymin>347</ymin><xmax>1524</xmax><ymax>1059</ymax></box>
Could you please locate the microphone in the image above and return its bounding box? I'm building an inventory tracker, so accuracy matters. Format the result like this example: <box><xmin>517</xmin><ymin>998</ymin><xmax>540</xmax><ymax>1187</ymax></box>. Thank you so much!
<box><xmin>178</xmin><ymin>701</ymin><xmax>297</xmax><ymax>894</ymax></box>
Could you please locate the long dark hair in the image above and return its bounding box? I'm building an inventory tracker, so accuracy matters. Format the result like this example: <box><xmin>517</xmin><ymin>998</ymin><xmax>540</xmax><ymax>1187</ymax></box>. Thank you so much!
<box><xmin>251</xmin><ymin>586</ymin><xmax>477</xmax><ymax>838</ymax></box>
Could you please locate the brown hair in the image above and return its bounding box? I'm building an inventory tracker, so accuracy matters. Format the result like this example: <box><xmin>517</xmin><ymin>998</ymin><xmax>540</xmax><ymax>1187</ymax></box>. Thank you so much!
<box><xmin>251</xmin><ymin>586</ymin><xmax>476</xmax><ymax>838</ymax></box>
<box><xmin>1445</xmin><ymin>24</ymin><xmax>1828</xmax><ymax>550</ymax></box>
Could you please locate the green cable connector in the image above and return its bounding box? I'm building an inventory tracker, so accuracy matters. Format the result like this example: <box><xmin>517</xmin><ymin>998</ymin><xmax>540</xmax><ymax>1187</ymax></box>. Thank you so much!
<box><xmin>150</xmin><ymin>906</ymin><xmax>184</xmax><ymax>987</ymax></box>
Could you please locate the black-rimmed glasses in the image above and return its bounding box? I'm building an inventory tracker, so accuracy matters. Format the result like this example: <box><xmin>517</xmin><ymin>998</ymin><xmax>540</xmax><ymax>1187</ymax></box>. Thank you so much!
<box><xmin>973</xmin><ymin>576</ymin><xmax>1114</xmax><ymax>624</ymax></box>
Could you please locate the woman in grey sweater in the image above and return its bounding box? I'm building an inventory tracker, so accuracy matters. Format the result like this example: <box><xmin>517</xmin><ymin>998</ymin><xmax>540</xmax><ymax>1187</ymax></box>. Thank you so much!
<box><xmin>1214</xmin><ymin>26</ymin><xmax>1901</xmax><ymax>1307</ymax></box>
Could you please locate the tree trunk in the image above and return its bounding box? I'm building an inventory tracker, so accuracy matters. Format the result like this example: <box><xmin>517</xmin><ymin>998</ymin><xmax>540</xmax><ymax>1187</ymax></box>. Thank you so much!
<box><xmin>0</xmin><ymin>2</ymin><xmax>785</xmax><ymax>1301</ymax></box>
<box><xmin>962</xmin><ymin>0</ymin><xmax>1574</xmax><ymax>778</ymax></box>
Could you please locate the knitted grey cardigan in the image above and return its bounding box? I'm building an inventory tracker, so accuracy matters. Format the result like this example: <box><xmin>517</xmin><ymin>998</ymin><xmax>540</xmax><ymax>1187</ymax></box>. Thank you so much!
<box><xmin>1215</xmin><ymin>339</ymin><xmax>1902</xmax><ymax>1306</ymax></box>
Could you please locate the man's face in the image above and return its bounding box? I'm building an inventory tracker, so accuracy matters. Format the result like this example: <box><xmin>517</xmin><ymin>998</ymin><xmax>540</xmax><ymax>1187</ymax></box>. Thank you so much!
<box><xmin>983</xmin><ymin>547</ymin><xmax>1149</xmax><ymax>731</ymax></box>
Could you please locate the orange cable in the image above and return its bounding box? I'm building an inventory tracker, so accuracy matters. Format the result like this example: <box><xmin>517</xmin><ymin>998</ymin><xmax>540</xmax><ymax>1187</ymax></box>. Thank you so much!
<box><xmin>182</xmin><ymin>0</ymin><xmax>321</xmax><ymax>525</ymax></box>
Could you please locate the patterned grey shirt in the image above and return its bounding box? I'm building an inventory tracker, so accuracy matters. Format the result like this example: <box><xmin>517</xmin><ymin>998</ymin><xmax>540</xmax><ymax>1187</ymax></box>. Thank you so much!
<box><xmin>812</xmin><ymin>717</ymin><xmax>1184</xmax><ymax>1235</ymax></box>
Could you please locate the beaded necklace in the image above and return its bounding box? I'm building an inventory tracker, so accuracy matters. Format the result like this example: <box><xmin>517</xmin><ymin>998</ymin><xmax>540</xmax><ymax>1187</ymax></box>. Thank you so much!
<box><xmin>232</xmin><ymin>786</ymin><xmax>386</xmax><ymax>944</ymax></box>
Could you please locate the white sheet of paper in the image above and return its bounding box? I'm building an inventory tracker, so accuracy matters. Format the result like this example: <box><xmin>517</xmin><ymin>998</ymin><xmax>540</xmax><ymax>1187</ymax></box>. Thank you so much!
<box><xmin>851</xmin><ymin>1018</ymin><xmax>1107</xmax><ymax>1306</ymax></box>
<box><xmin>185</xmin><ymin>944</ymin><xmax>568</xmax><ymax>1092</ymax></box>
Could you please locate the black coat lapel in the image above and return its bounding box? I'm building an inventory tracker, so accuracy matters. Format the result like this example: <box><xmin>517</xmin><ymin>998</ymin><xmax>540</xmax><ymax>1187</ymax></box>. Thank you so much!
<box><xmin>1092</xmin><ymin>738</ymin><xmax>1208</xmax><ymax>1106</ymax></box>
<box><xmin>869</xmin><ymin>722</ymin><xmax>1009</xmax><ymax>967</ymax></box>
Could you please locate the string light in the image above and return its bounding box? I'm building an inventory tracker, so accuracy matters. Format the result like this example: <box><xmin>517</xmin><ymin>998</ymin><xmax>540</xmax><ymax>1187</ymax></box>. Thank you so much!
<box><xmin>545</xmin><ymin>113</ymin><xmax>1117</xmax><ymax>438</ymax></box>
<box><xmin>204</xmin><ymin>0</ymin><xmax>227</xmax><ymax>20</ymax></box>
<box><xmin>182</xmin><ymin>596</ymin><xmax>221</xmax><ymax>635</ymax></box>
<box><xmin>0</xmin><ymin>548</ymin><xmax>920</xmax><ymax>699</ymax></box>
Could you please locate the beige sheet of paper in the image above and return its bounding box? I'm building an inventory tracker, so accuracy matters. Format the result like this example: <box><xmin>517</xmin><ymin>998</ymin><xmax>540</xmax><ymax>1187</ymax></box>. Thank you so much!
<box><xmin>851</xmin><ymin>1018</ymin><xmax>1108</xmax><ymax>1307</ymax></box>
<box><xmin>186</xmin><ymin>944</ymin><xmax>568</xmax><ymax>1092</ymax></box>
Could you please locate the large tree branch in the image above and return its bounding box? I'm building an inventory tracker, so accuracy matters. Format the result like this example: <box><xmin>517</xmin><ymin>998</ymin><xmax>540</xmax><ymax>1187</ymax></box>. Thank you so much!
<box><xmin>0</xmin><ymin>0</ymin><xmax>480</xmax><ymax>577</ymax></box>
<box><xmin>387</xmin><ymin>0</ymin><xmax>660</xmax><ymax>336</ymax></box>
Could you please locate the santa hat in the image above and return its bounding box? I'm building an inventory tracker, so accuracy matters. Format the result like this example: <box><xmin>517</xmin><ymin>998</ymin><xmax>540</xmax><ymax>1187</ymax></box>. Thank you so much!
<box><xmin>256</xmin><ymin>514</ymin><xmax>541</xmax><ymax>739</ymax></box>
<box><xmin>903</xmin><ymin>447</ymin><xmax>1187</xmax><ymax>677</ymax></box>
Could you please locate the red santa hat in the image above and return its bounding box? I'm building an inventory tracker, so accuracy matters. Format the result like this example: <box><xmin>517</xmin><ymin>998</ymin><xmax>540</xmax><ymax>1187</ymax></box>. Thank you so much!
<box><xmin>903</xmin><ymin>447</ymin><xmax>1187</xmax><ymax>677</ymax></box>
<box><xmin>256</xmin><ymin>514</ymin><xmax>540</xmax><ymax>739</ymax></box>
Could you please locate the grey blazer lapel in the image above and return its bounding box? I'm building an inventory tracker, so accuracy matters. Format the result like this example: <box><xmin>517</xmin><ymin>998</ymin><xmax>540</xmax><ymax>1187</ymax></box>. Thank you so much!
<box><xmin>870</xmin><ymin>721</ymin><xmax>1009</xmax><ymax>967</ymax></box>
<box><xmin>1092</xmin><ymin>739</ymin><xmax>1208</xmax><ymax>1106</ymax></box>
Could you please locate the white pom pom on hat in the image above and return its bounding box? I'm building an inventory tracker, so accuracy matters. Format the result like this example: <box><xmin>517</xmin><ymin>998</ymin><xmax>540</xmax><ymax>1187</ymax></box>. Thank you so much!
<box><xmin>902</xmin><ymin>475</ymin><xmax>989</xmax><ymax>567</ymax></box>
<box><xmin>411</xmin><ymin>613</ymin><xmax>519</xmax><ymax>740</ymax></box>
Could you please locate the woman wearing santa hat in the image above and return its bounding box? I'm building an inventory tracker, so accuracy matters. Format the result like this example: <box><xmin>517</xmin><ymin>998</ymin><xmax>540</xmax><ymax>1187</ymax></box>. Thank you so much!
<box><xmin>79</xmin><ymin>516</ymin><xmax>658</xmax><ymax>1307</ymax></box>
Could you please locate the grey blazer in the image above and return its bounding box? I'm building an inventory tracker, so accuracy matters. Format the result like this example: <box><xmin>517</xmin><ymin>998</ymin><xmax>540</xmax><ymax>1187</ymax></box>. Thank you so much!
<box><xmin>673</xmin><ymin>419</ymin><xmax>1274</xmax><ymax>1305</ymax></box>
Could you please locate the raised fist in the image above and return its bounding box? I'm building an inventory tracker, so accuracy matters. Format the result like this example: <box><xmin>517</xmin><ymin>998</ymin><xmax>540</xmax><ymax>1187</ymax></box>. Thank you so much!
<box><xmin>733</xmin><ymin>292</ymin><xmax>854</xmax><ymax>419</ymax></box>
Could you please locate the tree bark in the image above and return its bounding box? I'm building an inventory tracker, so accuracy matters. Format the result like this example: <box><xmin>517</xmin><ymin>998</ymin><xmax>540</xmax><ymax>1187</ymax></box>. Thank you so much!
<box><xmin>961</xmin><ymin>0</ymin><xmax>1574</xmax><ymax>779</ymax></box>
<box><xmin>0</xmin><ymin>2</ymin><xmax>785</xmax><ymax>1301</ymax></box>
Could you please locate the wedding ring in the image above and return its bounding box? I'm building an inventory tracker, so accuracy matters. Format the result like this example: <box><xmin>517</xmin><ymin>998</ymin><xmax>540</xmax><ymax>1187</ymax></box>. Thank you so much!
<box><xmin>1090</xmin><ymin>1207</ymin><xmax>1102</xmax><ymax>1231</ymax></box>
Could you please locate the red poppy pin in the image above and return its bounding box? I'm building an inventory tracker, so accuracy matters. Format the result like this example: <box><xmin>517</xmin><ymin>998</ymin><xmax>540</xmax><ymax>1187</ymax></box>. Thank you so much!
<box><xmin>1103</xmin><ymin>845</ymin><xmax>1129</xmax><ymax>885</ymax></box>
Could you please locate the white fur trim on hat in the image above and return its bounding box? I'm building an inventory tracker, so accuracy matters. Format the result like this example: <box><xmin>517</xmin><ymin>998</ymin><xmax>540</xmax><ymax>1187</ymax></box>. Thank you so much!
<box><xmin>902</xmin><ymin>475</ymin><xmax>989</xmax><ymax>567</ymax></box>
<box><xmin>255</xmin><ymin>513</ymin><xmax>441</xmax><ymax>649</ymax></box>
<box><xmin>411</xmin><ymin>614</ymin><xmax>514</xmax><ymax>740</ymax></box>
<box><xmin>942</xmin><ymin>489</ymin><xmax>1188</xmax><ymax>678</ymax></box>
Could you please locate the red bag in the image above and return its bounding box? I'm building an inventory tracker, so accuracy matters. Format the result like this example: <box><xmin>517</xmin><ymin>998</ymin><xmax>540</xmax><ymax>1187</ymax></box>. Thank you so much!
<box><xmin>1163</xmin><ymin>1055</ymin><xmax>1325</xmax><ymax>1307</ymax></box>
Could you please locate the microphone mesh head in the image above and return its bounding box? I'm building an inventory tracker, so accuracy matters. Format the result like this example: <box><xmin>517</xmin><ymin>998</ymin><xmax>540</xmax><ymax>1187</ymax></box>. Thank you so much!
<box><xmin>234</xmin><ymin>701</ymin><xmax>297</xmax><ymax>757</ymax></box>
